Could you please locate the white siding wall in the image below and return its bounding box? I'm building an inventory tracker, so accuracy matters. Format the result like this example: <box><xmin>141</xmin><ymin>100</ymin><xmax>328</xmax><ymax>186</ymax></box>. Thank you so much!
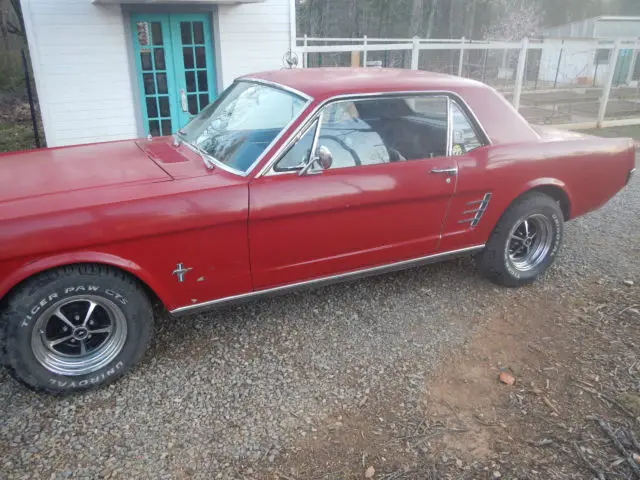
<box><xmin>594</xmin><ymin>19</ymin><xmax>640</xmax><ymax>38</ymax></box>
<box><xmin>217</xmin><ymin>0</ymin><xmax>292</xmax><ymax>87</ymax></box>
<box><xmin>21</xmin><ymin>0</ymin><xmax>137</xmax><ymax>147</ymax></box>
<box><xmin>542</xmin><ymin>19</ymin><xmax>596</xmax><ymax>39</ymax></box>
<box><xmin>21</xmin><ymin>0</ymin><xmax>293</xmax><ymax>147</ymax></box>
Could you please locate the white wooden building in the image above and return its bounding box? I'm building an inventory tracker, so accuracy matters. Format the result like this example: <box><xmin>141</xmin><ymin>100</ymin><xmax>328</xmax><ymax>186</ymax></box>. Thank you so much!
<box><xmin>20</xmin><ymin>0</ymin><xmax>296</xmax><ymax>147</ymax></box>
<box><xmin>538</xmin><ymin>16</ymin><xmax>640</xmax><ymax>87</ymax></box>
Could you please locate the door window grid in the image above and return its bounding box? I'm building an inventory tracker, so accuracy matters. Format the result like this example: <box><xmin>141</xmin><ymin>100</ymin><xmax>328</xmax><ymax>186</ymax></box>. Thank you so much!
<box><xmin>180</xmin><ymin>21</ymin><xmax>210</xmax><ymax>115</ymax></box>
<box><xmin>140</xmin><ymin>22</ymin><xmax>172</xmax><ymax>137</ymax></box>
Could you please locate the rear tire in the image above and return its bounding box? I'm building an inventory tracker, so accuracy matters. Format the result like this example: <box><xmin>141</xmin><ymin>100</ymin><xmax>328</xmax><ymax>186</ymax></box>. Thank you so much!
<box><xmin>1</xmin><ymin>264</ymin><xmax>153</xmax><ymax>395</ymax></box>
<box><xmin>480</xmin><ymin>192</ymin><xmax>564</xmax><ymax>287</ymax></box>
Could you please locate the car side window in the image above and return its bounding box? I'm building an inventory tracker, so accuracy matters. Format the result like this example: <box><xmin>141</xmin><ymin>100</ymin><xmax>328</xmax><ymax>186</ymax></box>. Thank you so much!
<box><xmin>271</xmin><ymin>95</ymin><xmax>480</xmax><ymax>174</ymax></box>
<box><xmin>450</xmin><ymin>101</ymin><xmax>483</xmax><ymax>155</ymax></box>
<box><xmin>316</xmin><ymin>101</ymin><xmax>390</xmax><ymax>168</ymax></box>
<box><xmin>314</xmin><ymin>96</ymin><xmax>449</xmax><ymax>170</ymax></box>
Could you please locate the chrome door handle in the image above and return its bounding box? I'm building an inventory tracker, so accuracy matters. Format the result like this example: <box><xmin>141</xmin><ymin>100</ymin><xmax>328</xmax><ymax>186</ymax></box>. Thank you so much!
<box><xmin>430</xmin><ymin>167</ymin><xmax>458</xmax><ymax>175</ymax></box>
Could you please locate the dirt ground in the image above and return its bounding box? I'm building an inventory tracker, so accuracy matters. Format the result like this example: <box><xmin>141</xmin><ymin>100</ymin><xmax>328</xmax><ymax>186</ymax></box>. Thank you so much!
<box><xmin>271</xmin><ymin>278</ymin><xmax>639</xmax><ymax>480</ymax></box>
<box><xmin>266</xmin><ymin>136</ymin><xmax>640</xmax><ymax>479</ymax></box>
<box><xmin>1</xmin><ymin>114</ymin><xmax>638</xmax><ymax>480</ymax></box>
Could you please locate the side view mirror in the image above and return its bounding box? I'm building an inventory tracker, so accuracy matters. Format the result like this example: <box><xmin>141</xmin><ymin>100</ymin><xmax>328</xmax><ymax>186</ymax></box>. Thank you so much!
<box><xmin>299</xmin><ymin>145</ymin><xmax>333</xmax><ymax>175</ymax></box>
<box><xmin>316</xmin><ymin>145</ymin><xmax>333</xmax><ymax>170</ymax></box>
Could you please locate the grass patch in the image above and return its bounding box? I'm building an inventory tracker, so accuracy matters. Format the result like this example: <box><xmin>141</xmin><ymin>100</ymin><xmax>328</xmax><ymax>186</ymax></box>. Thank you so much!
<box><xmin>0</xmin><ymin>121</ymin><xmax>38</xmax><ymax>152</ymax></box>
<box><xmin>578</xmin><ymin>125</ymin><xmax>640</xmax><ymax>141</ymax></box>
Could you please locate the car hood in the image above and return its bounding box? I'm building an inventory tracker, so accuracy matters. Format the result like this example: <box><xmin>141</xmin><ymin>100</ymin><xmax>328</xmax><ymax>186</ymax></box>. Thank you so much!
<box><xmin>0</xmin><ymin>140</ymin><xmax>171</xmax><ymax>203</ymax></box>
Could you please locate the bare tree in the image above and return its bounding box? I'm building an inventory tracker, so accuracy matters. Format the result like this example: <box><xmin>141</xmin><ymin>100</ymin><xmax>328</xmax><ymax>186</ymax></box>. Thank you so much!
<box><xmin>296</xmin><ymin>0</ymin><xmax>634</xmax><ymax>41</ymax></box>
<box><xmin>410</xmin><ymin>0</ymin><xmax>423</xmax><ymax>36</ymax></box>
<box><xmin>484</xmin><ymin>0</ymin><xmax>543</xmax><ymax>40</ymax></box>
<box><xmin>424</xmin><ymin>0</ymin><xmax>438</xmax><ymax>38</ymax></box>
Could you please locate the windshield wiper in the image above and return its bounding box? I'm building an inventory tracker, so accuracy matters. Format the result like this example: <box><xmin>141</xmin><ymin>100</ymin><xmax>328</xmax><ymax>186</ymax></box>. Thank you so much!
<box><xmin>192</xmin><ymin>143</ymin><xmax>217</xmax><ymax>170</ymax></box>
<box><xmin>197</xmin><ymin>147</ymin><xmax>217</xmax><ymax>170</ymax></box>
<box><xmin>174</xmin><ymin>130</ymin><xmax>217</xmax><ymax>170</ymax></box>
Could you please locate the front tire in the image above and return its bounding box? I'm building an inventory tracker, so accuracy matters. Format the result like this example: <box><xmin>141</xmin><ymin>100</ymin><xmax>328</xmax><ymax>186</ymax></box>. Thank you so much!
<box><xmin>1</xmin><ymin>264</ymin><xmax>154</xmax><ymax>394</ymax></box>
<box><xmin>480</xmin><ymin>192</ymin><xmax>564</xmax><ymax>287</ymax></box>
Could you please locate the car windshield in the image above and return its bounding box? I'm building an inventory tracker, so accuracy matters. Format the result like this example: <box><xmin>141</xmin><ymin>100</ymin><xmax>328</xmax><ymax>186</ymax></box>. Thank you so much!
<box><xmin>178</xmin><ymin>81</ymin><xmax>307</xmax><ymax>174</ymax></box>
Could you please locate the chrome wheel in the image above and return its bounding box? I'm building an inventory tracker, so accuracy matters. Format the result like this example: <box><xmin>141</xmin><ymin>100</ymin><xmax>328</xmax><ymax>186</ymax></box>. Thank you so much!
<box><xmin>508</xmin><ymin>214</ymin><xmax>554</xmax><ymax>272</ymax></box>
<box><xmin>31</xmin><ymin>295</ymin><xmax>127</xmax><ymax>376</ymax></box>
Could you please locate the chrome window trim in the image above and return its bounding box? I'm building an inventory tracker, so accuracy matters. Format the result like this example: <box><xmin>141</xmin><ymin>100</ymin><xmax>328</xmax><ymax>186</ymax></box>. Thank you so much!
<box><xmin>300</xmin><ymin>111</ymin><xmax>325</xmax><ymax>175</ymax></box>
<box><xmin>271</xmin><ymin>118</ymin><xmax>320</xmax><ymax>175</ymax></box>
<box><xmin>170</xmin><ymin>244</ymin><xmax>485</xmax><ymax>316</ymax></box>
<box><xmin>446</xmin><ymin>96</ymin><xmax>453</xmax><ymax>157</ymax></box>
<box><xmin>259</xmin><ymin>90</ymin><xmax>491</xmax><ymax>178</ymax></box>
<box><xmin>448</xmin><ymin>97</ymin><xmax>489</xmax><ymax>152</ymax></box>
<box><xmin>241</xmin><ymin>77</ymin><xmax>313</xmax><ymax>102</ymax></box>
<box><xmin>182</xmin><ymin>140</ymin><xmax>247</xmax><ymax>176</ymax></box>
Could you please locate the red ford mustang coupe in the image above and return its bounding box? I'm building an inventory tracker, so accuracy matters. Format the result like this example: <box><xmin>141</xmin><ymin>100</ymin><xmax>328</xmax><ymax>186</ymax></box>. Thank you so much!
<box><xmin>0</xmin><ymin>68</ymin><xmax>635</xmax><ymax>394</ymax></box>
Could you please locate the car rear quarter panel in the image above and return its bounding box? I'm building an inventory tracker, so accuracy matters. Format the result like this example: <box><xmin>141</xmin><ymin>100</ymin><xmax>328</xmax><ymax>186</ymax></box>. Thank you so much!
<box><xmin>0</xmin><ymin>174</ymin><xmax>251</xmax><ymax>311</ymax></box>
<box><xmin>439</xmin><ymin>137</ymin><xmax>635</xmax><ymax>251</ymax></box>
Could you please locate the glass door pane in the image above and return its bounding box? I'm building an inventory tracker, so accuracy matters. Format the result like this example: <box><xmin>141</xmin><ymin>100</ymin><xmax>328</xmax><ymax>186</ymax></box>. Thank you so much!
<box><xmin>131</xmin><ymin>14</ymin><xmax>181</xmax><ymax>137</ymax></box>
<box><xmin>169</xmin><ymin>14</ymin><xmax>217</xmax><ymax>129</ymax></box>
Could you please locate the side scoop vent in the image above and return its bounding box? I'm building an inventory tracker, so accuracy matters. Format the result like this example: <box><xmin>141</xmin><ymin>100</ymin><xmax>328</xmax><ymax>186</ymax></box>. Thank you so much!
<box><xmin>458</xmin><ymin>193</ymin><xmax>492</xmax><ymax>228</ymax></box>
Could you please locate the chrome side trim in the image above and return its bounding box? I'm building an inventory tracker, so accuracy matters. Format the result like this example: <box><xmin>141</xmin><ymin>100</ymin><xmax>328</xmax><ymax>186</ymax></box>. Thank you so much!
<box><xmin>257</xmin><ymin>90</ymin><xmax>491</xmax><ymax>178</ymax></box>
<box><xmin>170</xmin><ymin>244</ymin><xmax>485</xmax><ymax>316</ymax></box>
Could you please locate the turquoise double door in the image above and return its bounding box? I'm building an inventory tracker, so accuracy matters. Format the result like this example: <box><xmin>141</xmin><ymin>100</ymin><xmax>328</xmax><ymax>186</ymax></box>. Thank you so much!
<box><xmin>131</xmin><ymin>13</ymin><xmax>217</xmax><ymax>137</ymax></box>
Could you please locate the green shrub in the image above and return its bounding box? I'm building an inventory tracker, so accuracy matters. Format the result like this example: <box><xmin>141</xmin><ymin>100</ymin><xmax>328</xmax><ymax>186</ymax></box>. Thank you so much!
<box><xmin>0</xmin><ymin>50</ymin><xmax>25</xmax><ymax>94</ymax></box>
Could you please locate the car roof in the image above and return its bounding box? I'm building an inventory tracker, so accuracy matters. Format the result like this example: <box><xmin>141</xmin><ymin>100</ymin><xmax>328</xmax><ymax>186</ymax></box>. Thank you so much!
<box><xmin>241</xmin><ymin>67</ymin><xmax>541</xmax><ymax>146</ymax></box>
<box><xmin>242</xmin><ymin>67</ymin><xmax>486</xmax><ymax>100</ymax></box>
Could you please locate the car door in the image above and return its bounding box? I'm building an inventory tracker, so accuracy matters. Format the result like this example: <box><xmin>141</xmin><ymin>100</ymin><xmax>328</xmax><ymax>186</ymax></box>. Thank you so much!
<box><xmin>248</xmin><ymin>94</ymin><xmax>459</xmax><ymax>290</ymax></box>
<box><xmin>438</xmin><ymin>99</ymin><xmax>494</xmax><ymax>252</ymax></box>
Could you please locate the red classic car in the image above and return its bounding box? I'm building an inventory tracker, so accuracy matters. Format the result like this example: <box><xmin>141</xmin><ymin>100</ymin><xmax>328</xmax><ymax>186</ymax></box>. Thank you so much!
<box><xmin>0</xmin><ymin>68</ymin><xmax>635</xmax><ymax>394</ymax></box>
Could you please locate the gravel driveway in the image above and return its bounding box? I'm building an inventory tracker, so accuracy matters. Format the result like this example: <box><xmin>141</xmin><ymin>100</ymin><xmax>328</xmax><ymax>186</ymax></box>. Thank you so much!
<box><xmin>1</xmin><ymin>156</ymin><xmax>638</xmax><ymax>480</ymax></box>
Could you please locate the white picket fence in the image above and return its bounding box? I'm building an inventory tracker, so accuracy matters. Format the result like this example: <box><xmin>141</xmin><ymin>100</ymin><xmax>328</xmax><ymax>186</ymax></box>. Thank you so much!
<box><xmin>297</xmin><ymin>36</ymin><xmax>640</xmax><ymax>129</ymax></box>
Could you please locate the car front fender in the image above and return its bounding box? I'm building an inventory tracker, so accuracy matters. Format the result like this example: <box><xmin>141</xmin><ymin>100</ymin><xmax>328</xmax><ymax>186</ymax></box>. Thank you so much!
<box><xmin>0</xmin><ymin>251</ymin><xmax>174</xmax><ymax>309</ymax></box>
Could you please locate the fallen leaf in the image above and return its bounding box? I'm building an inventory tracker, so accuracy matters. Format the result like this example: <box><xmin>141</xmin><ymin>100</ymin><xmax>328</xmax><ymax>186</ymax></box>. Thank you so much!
<box><xmin>365</xmin><ymin>466</ymin><xmax>375</xmax><ymax>478</ymax></box>
<box><xmin>499</xmin><ymin>371</ymin><xmax>516</xmax><ymax>386</ymax></box>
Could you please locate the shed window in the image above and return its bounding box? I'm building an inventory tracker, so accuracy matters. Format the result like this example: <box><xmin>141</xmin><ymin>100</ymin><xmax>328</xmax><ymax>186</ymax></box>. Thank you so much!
<box><xmin>595</xmin><ymin>49</ymin><xmax>611</xmax><ymax>65</ymax></box>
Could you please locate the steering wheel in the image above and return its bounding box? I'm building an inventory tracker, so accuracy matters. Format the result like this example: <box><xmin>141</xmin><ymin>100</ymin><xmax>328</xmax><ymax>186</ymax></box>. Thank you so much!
<box><xmin>387</xmin><ymin>147</ymin><xmax>406</xmax><ymax>162</ymax></box>
<box><xmin>318</xmin><ymin>134</ymin><xmax>362</xmax><ymax>166</ymax></box>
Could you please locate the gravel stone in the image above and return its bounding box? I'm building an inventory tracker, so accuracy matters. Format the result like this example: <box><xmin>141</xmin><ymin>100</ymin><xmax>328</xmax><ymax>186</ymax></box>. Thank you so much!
<box><xmin>1</xmin><ymin>156</ymin><xmax>637</xmax><ymax>479</ymax></box>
